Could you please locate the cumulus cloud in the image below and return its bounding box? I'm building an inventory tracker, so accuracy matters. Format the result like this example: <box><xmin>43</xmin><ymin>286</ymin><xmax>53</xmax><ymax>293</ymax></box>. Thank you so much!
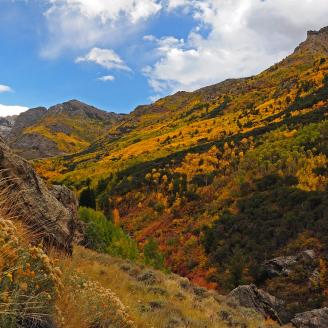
<box><xmin>0</xmin><ymin>85</ymin><xmax>13</xmax><ymax>93</ymax></box>
<box><xmin>76</xmin><ymin>48</ymin><xmax>131</xmax><ymax>71</ymax></box>
<box><xmin>98</xmin><ymin>75</ymin><xmax>115</xmax><ymax>81</ymax></box>
<box><xmin>0</xmin><ymin>104</ymin><xmax>28</xmax><ymax>117</ymax></box>
<box><xmin>166</xmin><ymin>0</ymin><xmax>190</xmax><ymax>10</ymax></box>
<box><xmin>42</xmin><ymin>0</ymin><xmax>162</xmax><ymax>57</ymax></box>
<box><xmin>145</xmin><ymin>0</ymin><xmax>328</xmax><ymax>95</ymax></box>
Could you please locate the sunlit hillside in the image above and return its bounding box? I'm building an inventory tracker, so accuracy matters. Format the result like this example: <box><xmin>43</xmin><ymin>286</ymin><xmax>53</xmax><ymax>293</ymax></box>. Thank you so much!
<box><xmin>34</xmin><ymin>27</ymin><xmax>328</xmax><ymax>321</ymax></box>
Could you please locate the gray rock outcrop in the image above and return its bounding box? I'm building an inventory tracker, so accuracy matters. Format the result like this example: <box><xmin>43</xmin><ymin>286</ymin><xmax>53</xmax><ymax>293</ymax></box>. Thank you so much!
<box><xmin>291</xmin><ymin>307</ymin><xmax>328</xmax><ymax>328</ymax></box>
<box><xmin>8</xmin><ymin>107</ymin><xmax>47</xmax><ymax>138</ymax></box>
<box><xmin>262</xmin><ymin>250</ymin><xmax>316</xmax><ymax>278</ymax></box>
<box><xmin>11</xmin><ymin>133</ymin><xmax>63</xmax><ymax>159</ymax></box>
<box><xmin>0</xmin><ymin>116</ymin><xmax>16</xmax><ymax>138</ymax></box>
<box><xmin>0</xmin><ymin>137</ymin><xmax>78</xmax><ymax>252</ymax></box>
<box><xmin>228</xmin><ymin>284</ymin><xmax>284</xmax><ymax>324</ymax></box>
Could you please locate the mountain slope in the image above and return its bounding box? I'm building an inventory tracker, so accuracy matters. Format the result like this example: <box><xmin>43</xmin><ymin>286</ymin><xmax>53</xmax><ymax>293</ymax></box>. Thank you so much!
<box><xmin>36</xmin><ymin>26</ymin><xmax>328</xmax><ymax>319</ymax></box>
<box><xmin>8</xmin><ymin>100</ymin><xmax>123</xmax><ymax>159</ymax></box>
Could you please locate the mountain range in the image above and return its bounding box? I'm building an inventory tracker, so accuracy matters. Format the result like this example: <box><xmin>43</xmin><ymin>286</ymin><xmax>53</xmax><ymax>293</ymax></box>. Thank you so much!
<box><xmin>0</xmin><ymin>99</ymin><xmax>123</xmax><ymax>159</ymax></box>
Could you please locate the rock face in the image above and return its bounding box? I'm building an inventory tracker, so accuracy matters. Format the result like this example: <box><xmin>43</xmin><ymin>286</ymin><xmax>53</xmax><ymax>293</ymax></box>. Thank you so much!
<box><xmin>0</xmin><ymin>116</ymin><xmax>16</xmax><ymax>138</ymax></box>
<box><xmin>228</xmin><ymin>284</ymin><xmax>284</xmax><ymax>324</ymax></box>
<box><xmin>50</xmin><ymin>185</ymin><xmax>83</xmax><ymax>244</ymax></box>
<box><xmin>0</xmin><ymin>137</ymin><xmax>78</xmax><ymax>252</ymax></box>
<box><xmin>11</xmin><ymin>133</ymin><xmax>63</xmax><ymax>159</ymax></box>
<box><xmin>291</xmin><ymin>307</ymin><xmax>328</xmax><ymax>328</ymax></box>
<box><xmin>262</xmin><ymin>250</ymin><xmax>316</xmax><ymax>279</ymax></box>
<box><xmin>9</xmin><ymin>107</ymin><xmax>47</xmax><ymax>137</ymax></box>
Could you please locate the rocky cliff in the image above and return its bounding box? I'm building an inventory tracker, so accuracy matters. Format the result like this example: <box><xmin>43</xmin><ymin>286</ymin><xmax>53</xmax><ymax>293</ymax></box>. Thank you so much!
<box><xmin>0</xmin><ymin>136</ymin><xmax>78</xmax><ymax>252</ymax></box>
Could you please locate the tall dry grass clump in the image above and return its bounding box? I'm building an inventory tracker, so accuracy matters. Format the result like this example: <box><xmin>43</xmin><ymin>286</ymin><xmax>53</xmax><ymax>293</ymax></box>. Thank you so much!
<box><xmin>56</xmin><ymin>268</ymin><xmax>136</xmax><ymax>328</ymax></box>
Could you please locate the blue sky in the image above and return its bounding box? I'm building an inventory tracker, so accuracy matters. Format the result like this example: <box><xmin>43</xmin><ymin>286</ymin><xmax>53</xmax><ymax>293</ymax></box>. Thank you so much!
<box><xmin>0</xmin><ymin>0</ymin><xmax>327</xmax><ymax>116</ymax></box>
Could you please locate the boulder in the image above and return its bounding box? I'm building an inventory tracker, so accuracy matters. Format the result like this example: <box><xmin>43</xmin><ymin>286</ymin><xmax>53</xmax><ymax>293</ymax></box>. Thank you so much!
<box><xmin>0</xmin><ymin>137</ymin><xmax>78</xmax><ymax>253</ymax></box>
<box><xmin>262</xmin><ymin>250</ymin><xmax>316</xmax><ymax>278</ymax></box>
<box><xmin>228</xmin><ymin>284</ymin><xmax>284</xmax><ymax>324</ymax></box>
<box><xmin>291</xmin><ymin>307</ymin><xmax>328</xmax><ymax>328</ymax></box>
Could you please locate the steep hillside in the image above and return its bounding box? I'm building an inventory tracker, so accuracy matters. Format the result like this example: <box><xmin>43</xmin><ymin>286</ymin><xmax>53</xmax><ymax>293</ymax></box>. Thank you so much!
<box><xmin>35</xmin><ymin>27</ymin><xmax>328</xmax><ymax>320</ymax></box>
<box><xmin>8</xmin><ymin>100</ymin><xmax>123</xmax><ymax>159</ymax></box>
<box><xmin>0</xmin><ymin>143</ymin><xmax>280</xmax><ymax>327</ymax></box>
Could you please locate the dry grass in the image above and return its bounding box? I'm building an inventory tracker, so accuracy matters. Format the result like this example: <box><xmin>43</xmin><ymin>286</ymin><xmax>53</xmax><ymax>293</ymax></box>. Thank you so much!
<box><xmin>54</xmin><ymin>246</ymin><xmax>284</xmax><ymax>328</ymax></box>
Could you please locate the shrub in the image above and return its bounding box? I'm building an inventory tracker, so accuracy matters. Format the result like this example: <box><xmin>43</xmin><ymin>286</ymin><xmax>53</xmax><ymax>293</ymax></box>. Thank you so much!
<box><xmin>143</xmin><ymin>238</ymin><xmax>165</xmax><ymax>270</ymax></box>
<box><xmin>0</xmin><ymin>219</ymin><xmax>61</xmax><ymax>328</ymax></box>
<box><xmin>78</xmin><ymin>207</ymin><xmax>139</xmax><ymax>261</ymax></box>
<box><xmin>57</xmin><ymin>272</ymin><xmax>135</xmax><ymax>328</ymax></box>
<box><xmin>79</xmin><ymin>187</ymin><xmax>96</xmax><ymax>209</ymax></box>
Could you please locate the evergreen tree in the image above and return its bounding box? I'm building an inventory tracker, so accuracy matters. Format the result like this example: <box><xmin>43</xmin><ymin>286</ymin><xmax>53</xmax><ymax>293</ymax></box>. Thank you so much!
<box><xmin>79</xmin><ymin>187</ymin><xmax>96</xmax><ymax>209</ymax></box>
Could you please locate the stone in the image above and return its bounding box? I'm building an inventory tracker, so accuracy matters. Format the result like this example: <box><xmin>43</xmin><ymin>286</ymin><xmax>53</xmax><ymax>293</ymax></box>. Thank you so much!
<box><xmin>228</xmin><ymin>284</ymin><xmax>284</xmax><ymax>324</ymax></box>
<box><xmin>291</xmin><ymin>307</ymin><xmax>328</xmax><ymax>328</ymax></box>
<box><xmin>262</xmin><ymin>250</ymin><xmax>317</xmax><ymax>279</ymax></box>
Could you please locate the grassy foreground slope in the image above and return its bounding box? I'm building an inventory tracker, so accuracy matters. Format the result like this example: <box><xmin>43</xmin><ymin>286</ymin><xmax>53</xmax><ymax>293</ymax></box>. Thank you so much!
<box><xmin>56</xmin><ymin>245</ymin><xmax>282</xmax><ymax>328</ymax></box>
<box><xmin>35</xmin><ymin>27</ymin><xmax>328</xmax><ymax>310</ymax></box>
<box><xmin>0</xmin><ymin>215</ymin><xmax>279</xmax><ymax>327</ymax></box>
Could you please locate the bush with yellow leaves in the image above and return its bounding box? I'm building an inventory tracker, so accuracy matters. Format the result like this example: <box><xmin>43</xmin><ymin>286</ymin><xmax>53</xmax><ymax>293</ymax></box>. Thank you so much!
<box><xmin>57</xmin><ymin>272</ymin><xmax>135</xmax><ymax>328</ymax></box>
<box><xmin>0</xmin><ymin>218</ymin><xmax>61</xmax><ymax>328</ymax></box>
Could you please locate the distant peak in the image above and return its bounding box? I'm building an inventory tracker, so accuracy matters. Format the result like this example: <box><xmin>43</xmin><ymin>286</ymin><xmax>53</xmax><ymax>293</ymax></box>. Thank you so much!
<box><xmin>47</xmin><ymin>99</ymin><xmax>122</xmax><ymax>121</ymax></box>
<box><xmin>64</xmin><ymin>99</ymin><xmax>84</xmax><ymax>105</ymax></box>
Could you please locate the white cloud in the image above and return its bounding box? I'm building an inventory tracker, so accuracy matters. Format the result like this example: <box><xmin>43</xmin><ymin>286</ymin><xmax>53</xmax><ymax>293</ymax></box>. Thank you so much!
<box><xmin>143</xmin><ymin>34</ymin><xmax>157</xmax><ymax>42</ymax></box>
<box><xmin>0</xmin><ymin>85</ymin><xmax>13</xmax><ymax>93</ymax></box>
<box><xmin>0</xmin><ymin>104</ymin><xmax>28</xmax><ymax>117</ymax></box>
<box><xmin>98</xmin><ymin>75</ymin><xmax>115</xmax><ymax>81</ymax></box>
<box><xmin>42</xmin><ymin>0</ymin><xmax>162</xmax><ymax>57</ymax></box>
<box><xmin>145</xmin><ymin>0</ymin><xmax>328</xmax><ymax>95</ymax></box>
<box><xmin>76</xmin><ymin>48</ymin><xmax>131</xmax><ymax>71</ymax></box>
<box><xmin>166</xmin><ymin>0</ymin><xmax>190</xmax><ymax>10</ymax></box>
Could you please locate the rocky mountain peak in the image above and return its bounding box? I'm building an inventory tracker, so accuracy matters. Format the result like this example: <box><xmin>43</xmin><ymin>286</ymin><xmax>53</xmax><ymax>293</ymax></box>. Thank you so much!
<box><xmin>48</xmin><ymin>99</ymin><xmax>118</xmax><ymax>121</ymax></box>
